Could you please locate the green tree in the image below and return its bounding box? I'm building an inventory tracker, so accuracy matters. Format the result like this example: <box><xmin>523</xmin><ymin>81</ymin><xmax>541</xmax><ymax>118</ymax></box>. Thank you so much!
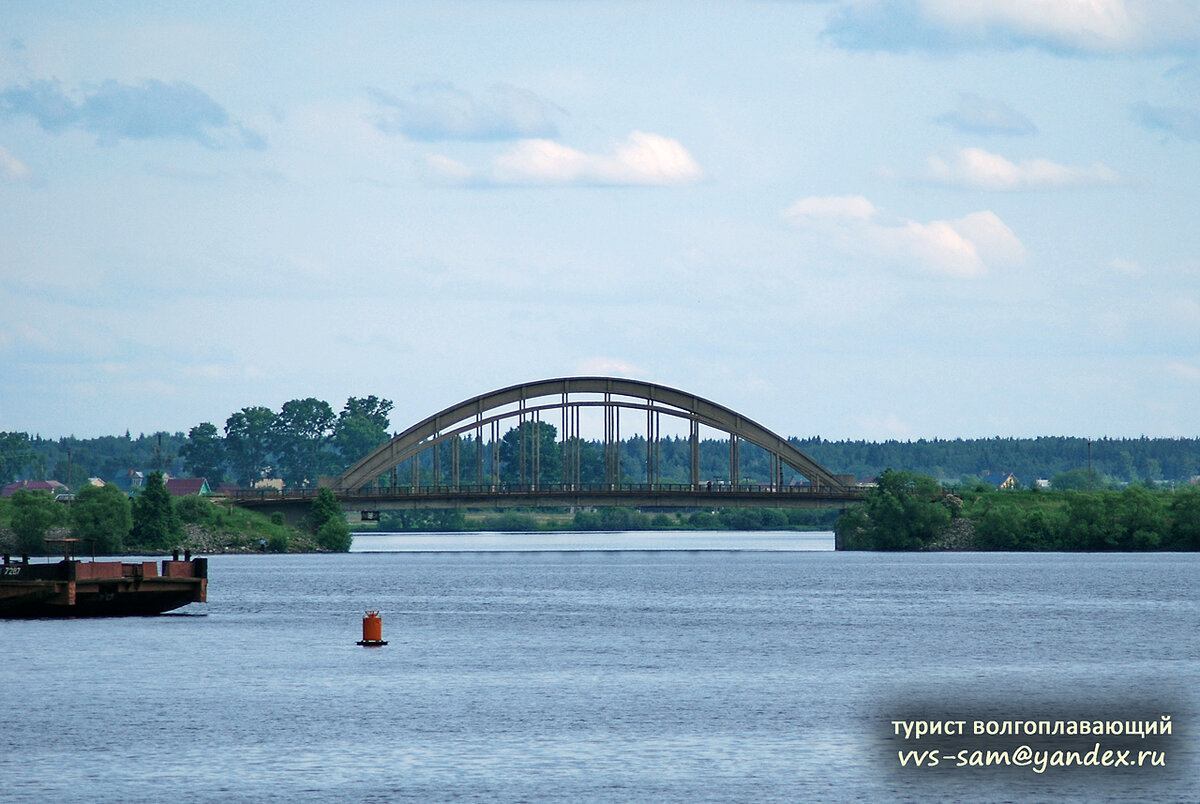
<box><xmin>224</xmin><ymin>406</ymin><xmax>278</xmax><ymax>487</ymax></box>
<box><xmin>0</xmin><ymin>431</ymin><xmax>35</xmax><ymax>483</ymax></box>
<box><xmin>333</xmin><ymin>396</ymin><xmax>393</xmax><ymax>470</ymax></box>
<box><xmin>9</xmin><ymin>489</ymin><xmax>65</xmax><ymax>555</ymax></box>
<box><xmin>180</xmin><ymin>422</ymin><xmax>225</xmax><ymax>482</ymax></box>
<box><xmin>274</xmin><ymin>398</ymin><xmax>336</xmax><ymax>487</ymax></box>
<box><xmin>71</xmin><ymin>483</ymin><xmax>131</xmax><ymax>554</ymax></box>
<box><xmin>175</xmin><ymin>494</ymin><xmax>216</xmax><ymax>525</ymax></box>
<box><xmin>1168</xmin><ymin>487</ymin><xmax>1200</xmax><ymax>549</ymax></box>
<box><xmin>1051</xmin><ymin>468</ymin><xmax>1104</xmax><ymax>491</ymax></box>
<box><xmin>1116</xmin><ymin>485</ymin><xmax>1166</xmax><ymax>550</ymax></box>
<box><xmin>131</xmin><ymin>471</ymin><xmax>181</xmax><ymax>549</ymax></box>
<box><xmin>1062</xmin><ymin>491</ymin><xmax>1120</xmax><ymax>550</ymax></box>
<box><xmin>316</xmin><ymin>519</ymin><xmax>352</xmax><ymax>551</ymax></box>
<box><xmin>499</xmin><ymin>421</ymin><xmax>561</xmax><ymax>486</ymax></box>
<box><xmin>310</xmin><ymin>487</ymin><xmax>352</xmax><ymax>551</ymax></box>
<box><xmin>835</xmin><ymin>470</ymin><xmax>951</xmax><ymax>550</ymax></box>
<box><xmin>975</xmin><ymin>503</ymin><xmax>1024</xmax><ymax>550</ymax></box>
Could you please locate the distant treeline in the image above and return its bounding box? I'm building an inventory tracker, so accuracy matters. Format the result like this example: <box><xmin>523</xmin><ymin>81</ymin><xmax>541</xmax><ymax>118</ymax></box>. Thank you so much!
<box><xmin>3</xmin><ymin>401</ymin><xmax>1200</xmax><ymax>490</ymax></box>
<box><xmin>797</xmin><ymin>435</ymin><xmax>1199</xmax><ymax>487</ymax></box>
<box><xmin>837</xmin><ymin>470</ymin><xmax>1200</xmax><ymax>551</ymax></box>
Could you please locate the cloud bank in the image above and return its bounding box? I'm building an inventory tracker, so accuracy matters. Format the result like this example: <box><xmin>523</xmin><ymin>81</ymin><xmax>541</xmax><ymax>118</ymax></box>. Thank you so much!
<box><xmin>0</xmin><ymin>78</ymin><xmax>264</xmax><ymax>149</ymax></box>
<box><xmin>823</xmin><ymin>0</ymin><xmax>1200</xmax><ymax>55</ymax></box>
<box><xmin>370</xmin><ymin>82</ymin><xmax>559</xmax><ymax>142</ymax></box>
<box><xmin>426</xmin><ymin>131</ymin><xmax>705</xmax><ymax>187</ymax></box>
<box><xmin>782</xmin><ymin>194</ymin><xmax>1024</xmax><ymax>278</ymax></box>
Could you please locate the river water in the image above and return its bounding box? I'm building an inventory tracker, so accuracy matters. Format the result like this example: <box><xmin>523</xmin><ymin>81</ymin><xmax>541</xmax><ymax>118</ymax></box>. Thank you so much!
<box><xmin>1</xmin><ymin>531</ymin><xmax>1196</xmax><ymax>803</ymax></box>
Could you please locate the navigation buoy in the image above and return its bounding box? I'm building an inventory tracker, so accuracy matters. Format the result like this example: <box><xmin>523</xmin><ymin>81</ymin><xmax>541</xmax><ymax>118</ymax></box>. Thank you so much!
<box><xmin>357</xmin><ymin>609</ymin><xmax>388</xmax><ymax>647</ymax></box>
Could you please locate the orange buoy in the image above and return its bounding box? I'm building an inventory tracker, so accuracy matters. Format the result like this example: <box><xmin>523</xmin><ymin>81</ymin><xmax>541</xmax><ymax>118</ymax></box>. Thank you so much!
<box><xmin>357</xmin><ymin>609</ymin><xmax>388</xmax><ymax>647</ymax></box>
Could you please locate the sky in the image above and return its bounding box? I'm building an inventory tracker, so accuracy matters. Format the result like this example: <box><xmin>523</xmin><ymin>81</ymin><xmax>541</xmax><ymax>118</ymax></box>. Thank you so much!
<box><xmin>1</xmin><ymin>1</ymin><xmax>1199</xmax><ymax>444</ymax></box>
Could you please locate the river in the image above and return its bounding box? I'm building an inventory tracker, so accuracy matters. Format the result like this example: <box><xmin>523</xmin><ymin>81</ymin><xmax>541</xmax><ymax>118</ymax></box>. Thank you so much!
<box><xmin>1</xmin><ymin>531</ymin><xmax>1196</xmax><ymax>802</ymax></box>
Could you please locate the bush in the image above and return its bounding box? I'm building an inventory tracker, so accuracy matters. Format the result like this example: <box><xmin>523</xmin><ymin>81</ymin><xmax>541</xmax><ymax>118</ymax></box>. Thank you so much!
<box><xmin>175</xmin><ymin>494</ymin><xmax>215</xmax><ymax>525</ymax></box>
<box><xmin>316</xmin><ymin>518</ymin><xmax>352</xmax><ymax>552</ymax></box>
<box><xmin>494</xmin><ymin>511</ymin><xmax>539</xmax><ymax>531</ymax></box>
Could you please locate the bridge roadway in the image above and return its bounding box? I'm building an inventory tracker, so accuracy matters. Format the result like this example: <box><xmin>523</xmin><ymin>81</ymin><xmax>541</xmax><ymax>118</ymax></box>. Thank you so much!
<box><xmin>231</xmin><ymin>483</ymin><xmax>865</xmax><ymax>522</ymax></box>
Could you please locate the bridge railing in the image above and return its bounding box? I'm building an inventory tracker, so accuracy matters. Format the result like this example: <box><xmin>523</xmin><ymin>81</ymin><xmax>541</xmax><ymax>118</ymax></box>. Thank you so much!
<box><xmin>227</xmin><ymin>482</ymin><xmax>860</xmax><ymax>502</ymax></box>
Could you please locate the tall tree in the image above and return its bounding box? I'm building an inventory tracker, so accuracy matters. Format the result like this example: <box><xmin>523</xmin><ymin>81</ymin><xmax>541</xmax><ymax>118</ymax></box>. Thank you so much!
<box><xmin>274</xmin><ymin>398</ymin><xmax>336</xmax><ymax>486</ymax></box>
<box><xmin>0</xmin><ymin>431</ymin><xmax>35</xmax><ymax>483</ymax></box>
<box><xmin>9</xmin><ymin>489</ymin><xmax>66</xmax><ymax>555</ymax></box>
<box><xmin>131</xmin><ymin>471</ymin><xmax>181</xmax><ymax>550</ymax></box>
<box><xmin>499</xmin><ymin>421</ymin><xmax>561</xmax><ymax>486</ymax></box>
<box><xmin>835</xmin><ymin>470</ymin><xmax>952</xmax><ymax>550</ymax></box>
<box><xmin>180</xmin><ymin>422</ymin><xmax>225</xmax><ymax>482</ymax></box>
<box><xmin>224</xmin><ymin>406</ymin><xmax>278</xmax><ymax>486</ymax></box>
<box><xmin>333</xmin><ymin>396</ymin><xmax>393</xmax><ymax>470</ymax></box>
<box><xmin>71</xmin><ymin>483</ymin><xmax>132</xmax><ymax>554</ymax></box>
<box><xmin>310</xmin><ymin>487</ymin><xmax>351</xmax><ymax>551</ymax></box>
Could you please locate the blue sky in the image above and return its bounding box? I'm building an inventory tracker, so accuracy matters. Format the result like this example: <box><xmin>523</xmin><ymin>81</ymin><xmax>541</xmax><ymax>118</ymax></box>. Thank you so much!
<box><xmin>1</xmin><ymin>1</ymin><xmax>1198</xmax><ymax>442</ymax></box>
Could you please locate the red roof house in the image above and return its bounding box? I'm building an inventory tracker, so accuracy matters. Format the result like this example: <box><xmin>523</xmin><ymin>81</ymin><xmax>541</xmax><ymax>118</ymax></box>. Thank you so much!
<box><xmin>164</xmin><ymin>478</ymin><xmax>212</xmax><ymax>497</ymax></box>
<box><xmin>2</xmin><ymin>479</ymin><xmax>69</xmax><ymax>498</ymax></box>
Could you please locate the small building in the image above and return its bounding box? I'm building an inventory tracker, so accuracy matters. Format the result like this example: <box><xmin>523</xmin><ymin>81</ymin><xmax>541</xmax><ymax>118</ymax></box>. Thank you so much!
<box><xmin>164</xmin><ymin>477</ymin><xmax>212</xmax><ymax>497</ymax></box>
<box><xmin>982</xmin><ymin>471</ymin><xmax>1019</xmax><ymax>490</ymax></box>
<box><xmin>1</xmin><ymin>479</ymin><xmax>69</xmax><ymax>498</ymax></box>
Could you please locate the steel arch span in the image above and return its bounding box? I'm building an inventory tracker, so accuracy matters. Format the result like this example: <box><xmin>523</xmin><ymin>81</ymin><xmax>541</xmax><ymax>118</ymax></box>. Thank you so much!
<box><xmin>331</xmin><ymin>377</ymin><xmax>851</xmax><ymax>494</ymax></box>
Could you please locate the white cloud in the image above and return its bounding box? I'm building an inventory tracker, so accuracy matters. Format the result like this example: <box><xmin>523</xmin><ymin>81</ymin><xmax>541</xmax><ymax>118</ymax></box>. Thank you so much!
<box><xmin>426</xmin><ymin>131</ymin><xmax>705</xmax><ymax>187</ymax></box>
<box><xmin>0</xmin><ymin>143</ymin><xmax>32</xmax><ymax>182</ymax></box>
<box><xmin>782</xmin><ymin>195</ymin><xmax>1024</xmax><ymax>278</ymax></box>
<box><xmin>925</xmin><ymin>147</ymin><xmax>1122</xmax><ymax>190</ymax></box>
<box><xmin>825</xmin><ymin>0</ymin><xmax>1200</xmax><ymax>55</ymax></box>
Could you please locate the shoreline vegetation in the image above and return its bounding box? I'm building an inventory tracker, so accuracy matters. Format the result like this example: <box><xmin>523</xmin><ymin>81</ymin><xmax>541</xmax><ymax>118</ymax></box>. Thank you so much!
<box><xmin>835</xmin><ymin>470</ymin><xmax>1200</xmax><ymax>551</ymax></box>
<box><xmin>0</xmin><ymin>476</ymin><xmax>351</xmax><ymax>557</ymax></box>
<box><xmin>5</xmin><ymin>399</ymin><xmax>1200</xmax><ymax>553</ymax></box>
<box><xmin>6</xmin><ymin>474</ymin><xmax>1200</xmax><ymax>555</ymax></box>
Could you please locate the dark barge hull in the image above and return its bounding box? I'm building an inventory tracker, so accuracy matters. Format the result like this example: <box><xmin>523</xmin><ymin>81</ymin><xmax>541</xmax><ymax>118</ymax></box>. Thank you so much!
<box><xmin>0</xmin><ymin>557</ymin><xmax>207</xmax><ymax>618</ymax></box>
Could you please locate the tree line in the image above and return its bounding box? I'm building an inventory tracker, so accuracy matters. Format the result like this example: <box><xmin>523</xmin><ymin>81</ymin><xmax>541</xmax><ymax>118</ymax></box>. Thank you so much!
<box><xmin>0</xmin><ymin>473</ymin><xmax>353</xmax><ymax>556</ymax></box>
<box><xmin>836</xmin><ymin>470</ymin><xmax>1200</xmax><ymax>551</ymax></box>
<box><xmin>0</xmin><ymin>396</ymin><xmax>394</xmax><ymax>490</ymax></box>
<box><xmin>3</xmin><ymin>397</ymin><xmax>1200</xmax><ymax>490</ymax></box>
<box><xmin>4</xmin><ymin>471</ymin><xmax>200</xmax><ymax>555</ymax></box>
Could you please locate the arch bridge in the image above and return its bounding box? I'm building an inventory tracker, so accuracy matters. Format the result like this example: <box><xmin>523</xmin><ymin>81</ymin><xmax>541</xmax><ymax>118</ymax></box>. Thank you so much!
<box><xmin>234</xmin><ymin>377</ymin><xmax>861</xmax><ymax>517</ymax></box>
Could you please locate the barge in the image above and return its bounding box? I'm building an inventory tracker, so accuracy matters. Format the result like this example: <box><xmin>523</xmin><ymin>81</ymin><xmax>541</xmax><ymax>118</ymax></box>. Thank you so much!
<box><xmin>0</xmin><ymin>547</ymin><xmax>207</xmax><ymax>618</ymax></box>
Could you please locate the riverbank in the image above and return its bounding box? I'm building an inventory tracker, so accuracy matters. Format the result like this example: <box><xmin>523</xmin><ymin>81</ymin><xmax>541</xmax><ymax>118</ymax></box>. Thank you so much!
<box><xmin>835</xmin><ymin>471</ymin><xmax>1200</xmax><ymax>551</ymax></box>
